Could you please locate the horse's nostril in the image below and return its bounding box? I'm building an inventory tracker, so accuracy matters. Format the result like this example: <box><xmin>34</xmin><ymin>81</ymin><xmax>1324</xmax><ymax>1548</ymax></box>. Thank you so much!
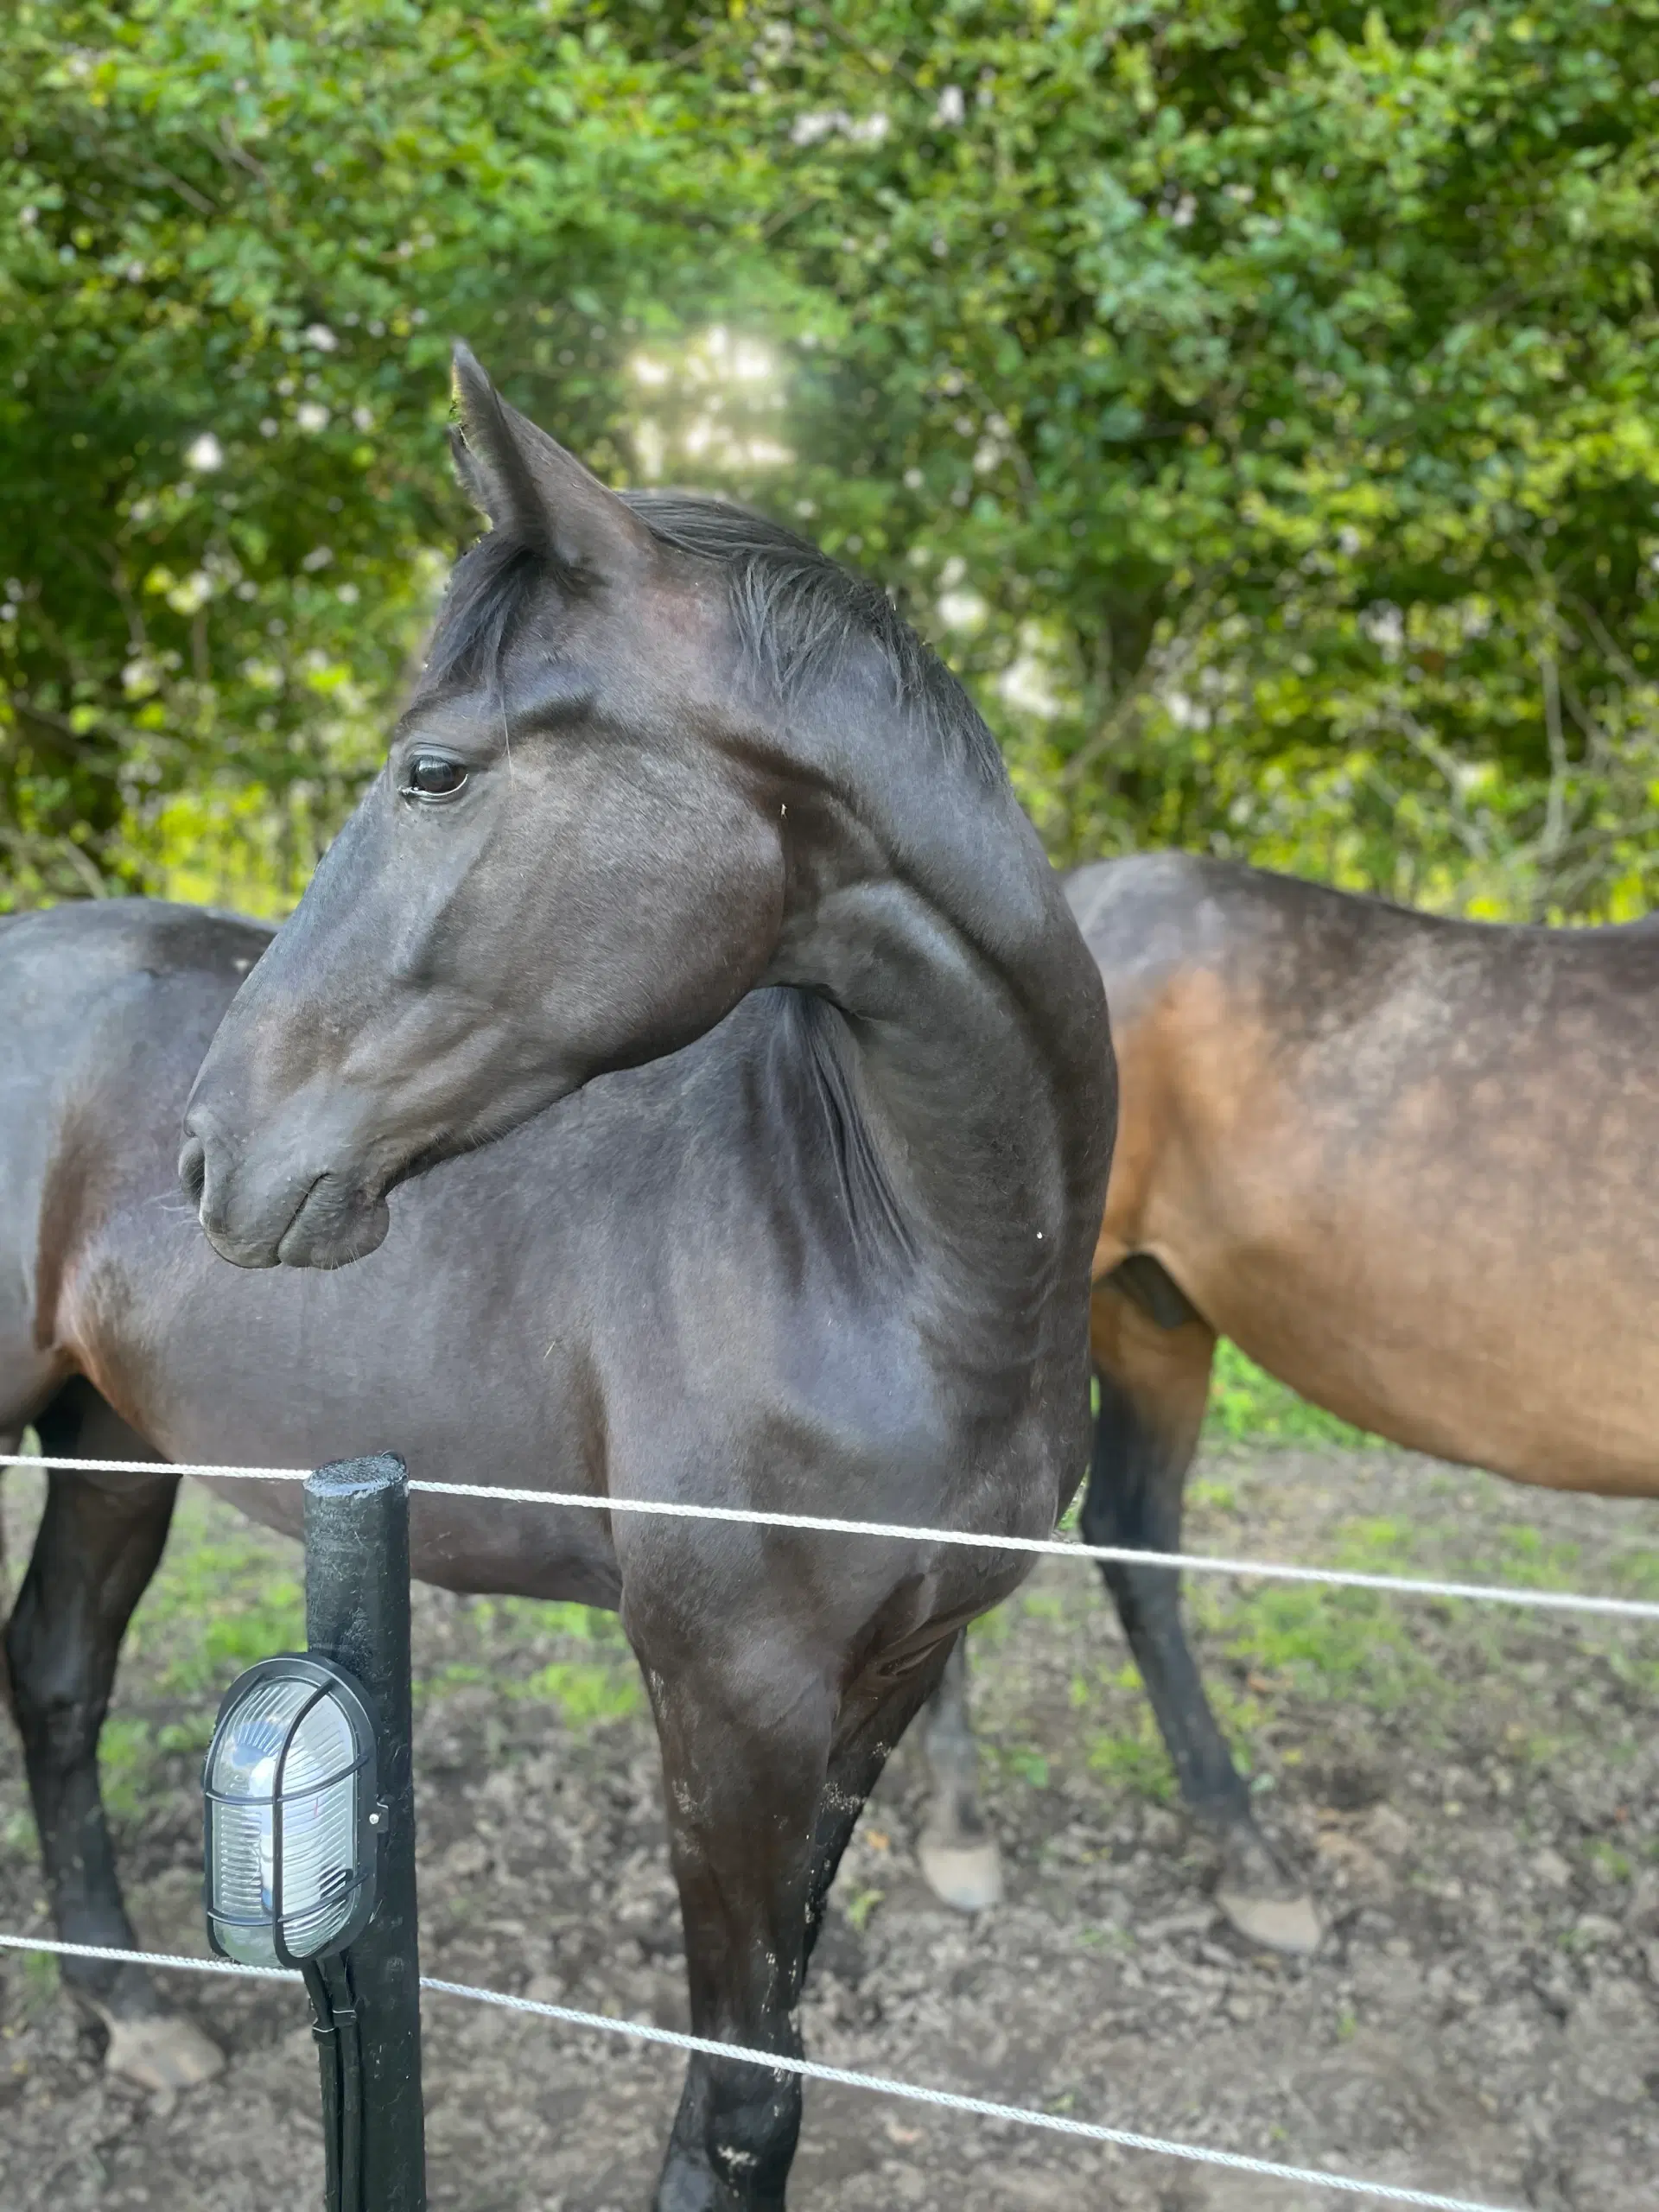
<box><xmin>178</xmin><ymin>1134</ymin><xmax>207</xmax><ymax>1209</ymax></box>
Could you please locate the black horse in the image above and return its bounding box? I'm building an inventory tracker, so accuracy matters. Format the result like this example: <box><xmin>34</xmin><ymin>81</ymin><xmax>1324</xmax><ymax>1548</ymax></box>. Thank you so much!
<box><xmin>1</xmin><ymin>349</ymin><xmax>1113</xmax><ymax>2209</ymax></box>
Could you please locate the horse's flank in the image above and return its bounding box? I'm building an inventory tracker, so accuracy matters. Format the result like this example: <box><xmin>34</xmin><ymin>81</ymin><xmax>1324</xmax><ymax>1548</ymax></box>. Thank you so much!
<box><xmin>1076</xmin><ymin>851</ymin><xmax>1659</xmax><ymax>1497</ymax></box>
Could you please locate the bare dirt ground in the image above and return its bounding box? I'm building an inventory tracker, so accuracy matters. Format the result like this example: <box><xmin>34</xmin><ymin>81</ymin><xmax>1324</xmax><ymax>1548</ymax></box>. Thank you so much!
<box><xmin>3</xmin><ymin>1440</ymin><xmax>1657</xmax><ymax>2212</ymax></box>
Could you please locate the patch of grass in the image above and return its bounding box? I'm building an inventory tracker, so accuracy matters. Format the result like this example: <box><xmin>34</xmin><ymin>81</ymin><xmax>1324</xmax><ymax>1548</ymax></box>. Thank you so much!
<box><xmin>990</xmin><ymin>1741</ymin><xmax>1051</xmax><ymax>1789</ymax></box>
<box><xmin>156</xmin><ymin>1712</ymin><xmax>216</xmax><ymax>1759</ymax></box>
<box><xmin>1335</xmin><ymin>1516</ymin><xmax>1415</xmax><ymax>1567</ymax></box>
<box><xmin>1586</xmin><ymin>1839</ymin><xmax>1633</xmax><ymax>1883</ymax></box>
<box><xmin>415</xmin><ymin>1598</ymin><xmax>642</xmax><ymax>1732</ymax></box>
<box><xmin>1602</xmin><ymin>1649</ymin><xmax>1659</xmax><ymax>1701</ymax></box>
<box><xmin>1081</xmin><ymin>1656</ymin><xmax>1264</xmax><ymax>1803</ymax></box>
<box><xmin>1188</xmin><ymin>1477</ymin><xmax>1239</xmax><ymax>1514</ymax></box>
<box><xmin>1491</xmin><ymin>1524</ymin><xmax>1582</xmax><ymax>1587</ymax></box>
<box><xmin>1204</xmin><ymin>1340</ymin><xmax>1373</xmax><ymax>1448</ymax></box>
<box><xmin>1086</xmin><ymin>1708</ymin><xmax>1176</xmax><ymax>1803</ymax></box>
<box><xmin>966</xmin><ymin>1604</ymin><xmax>1014</xmax><ymax>1653</ymax></box>
<box><xmin>98</xmin><ymin>1717</ymin><xmax>157</xmax><ymax>1824</ymax></box>
<box><xmin>486</xmin><ymin>1598</ymin><xmax>632</xmax><ymax>1643</ymax></box>
<box><xmin>126</xmin><ymin>1515</ymin><xmax>305</xmax><ymax>1700</ymax></box>
<box><xmin>415</xmin><ymin>1662</ymin><xmax>492</xmax><ymax>1703</ymax></box>
<box><xmin>845</xmin><ymin>1886</ymin><xmax>884</xmax><ymax>1933</ymax></box>
<box><xmin>1610</xmin><ymin>1548</ymin><xmax>1659</xmax><ymax>1601</ymax></box>
<box><xmin>22</xmin><ymin>1948</ymin><xmax>58</xmax><ymax>2010</ymax></box>
<box><xmin>1509</xmin><ymin>1726</ymin><xmax>1567</xmax><ymax>1769</ymax></box>
<box><xmin>1200</xmin><ymin>1581</ymin><xmax>1436</xmax><ymax>1713</ymax></box>
<box><xmin>512</xmin><ymin>1660</ymin><xmax>640</xmax><ymax>1730</ymax></box>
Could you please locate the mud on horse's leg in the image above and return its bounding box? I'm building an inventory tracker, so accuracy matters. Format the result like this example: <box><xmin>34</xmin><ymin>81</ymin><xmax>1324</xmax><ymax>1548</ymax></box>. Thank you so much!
<box><xmin>804</xmin><ymin>1646</ymin><xmax>958</xmax><ymax>1970</ymax></box>
<box><xmin>3</xmin><ymin>1382</ymin><xmax>224</xmax><ymax>2087</ymax></box>
<box><xmin>1087</xmin><ymin>1274</ymin><xmax>1320</xmax><ymax>1955</ymax></box>
<box><xmin>916</xmin><ymin>1632</ymin><xmax>1003</xmax><ymax>1910</ymax></box>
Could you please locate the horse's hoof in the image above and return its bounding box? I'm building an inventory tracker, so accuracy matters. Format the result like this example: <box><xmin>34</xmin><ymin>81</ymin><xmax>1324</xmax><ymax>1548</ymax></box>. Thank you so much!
<box><xmin>99</xmin><ymin>2007</ymin><xmax>226</xmax><ymax>2091</ymax></box>
<box><xmin>1215</xmin><ymin>1884</ymin><xmax>1322</xmax><ymax>1956</ymax></box>
<box><xmin>918</xmin><ymin>1834</ymin><xmax>1004</xmax><ymax>1913</ymax></box>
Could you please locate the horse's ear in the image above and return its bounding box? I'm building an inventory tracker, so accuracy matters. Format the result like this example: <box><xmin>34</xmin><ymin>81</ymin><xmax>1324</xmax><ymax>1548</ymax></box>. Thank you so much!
<box><xmin>448</xmin><ymin>423</ymin><xmax>497</xmax><ymax>522</ymax></box>
<box><xmin>449</xmin><ymin>341</ymin><xmax>653</xmax><ymax>577</ymax></box>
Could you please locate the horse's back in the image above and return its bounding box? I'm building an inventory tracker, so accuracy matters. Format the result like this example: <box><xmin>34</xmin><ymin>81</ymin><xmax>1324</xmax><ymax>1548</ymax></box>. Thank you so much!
<box><xmin>1067</xmin><ymin>855</ymin><xmax>1659</xmax><ymax>1495</ymax></box>
<box><xmin>0</xmin><ymin>899</ymin><xmax>273</xmax><ymax>1430</ymax></box>
<box><xmin>0</xmin><ymin>899</ymin><xmax>272</xmax><ymax>1093</ymax></box>
<box><xmin>0</xmin><ymin>897</ymin><xmax>272</xmax><ymax>1204</ymax></box>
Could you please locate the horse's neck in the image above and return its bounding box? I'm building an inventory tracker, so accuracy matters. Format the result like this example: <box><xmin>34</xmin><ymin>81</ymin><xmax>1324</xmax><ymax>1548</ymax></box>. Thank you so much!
<box><xmin>768</xmin><ymin>765</ymin><xmax>1108</xmax><ymax>1308</ymax></box>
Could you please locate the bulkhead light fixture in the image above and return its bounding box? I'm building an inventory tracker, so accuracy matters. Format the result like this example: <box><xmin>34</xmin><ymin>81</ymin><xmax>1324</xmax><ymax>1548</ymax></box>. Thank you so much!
<box><xmin>203</xmin><ymin>1654</ymin><xmax>380</xmax><ymax>1968</ymax></box>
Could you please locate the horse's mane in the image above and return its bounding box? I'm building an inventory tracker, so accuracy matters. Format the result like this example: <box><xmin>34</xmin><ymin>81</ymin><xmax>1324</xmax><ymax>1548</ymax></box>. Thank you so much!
<box><xmin>423</xmin><ymin>489</ymin><xmax>1005</xmax><ymax>785</ymax></box>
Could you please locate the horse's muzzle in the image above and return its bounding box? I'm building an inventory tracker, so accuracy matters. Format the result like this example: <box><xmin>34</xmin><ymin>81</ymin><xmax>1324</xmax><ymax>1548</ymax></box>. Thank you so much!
<box><xmin>179</xmin><ymin>1112</ymin><xmax>392</xmax><ymax>1272</ymax></box>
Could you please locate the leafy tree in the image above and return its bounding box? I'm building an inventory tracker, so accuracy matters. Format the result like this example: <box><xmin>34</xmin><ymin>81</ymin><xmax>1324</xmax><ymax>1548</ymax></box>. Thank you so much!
<box><xmin>0</xmin><ymin>0</ymin><xmax>789</xmax><ymax>906</ymax></box>
<box><xmin>747</xmin><ymin>1</ymin><xmax>1659</xmax><ymax>914</ymax></box>
<box><xmin>6</xmin><ymin>2</ymin><xmax>1659</xmax><ymax>920</ymax></box>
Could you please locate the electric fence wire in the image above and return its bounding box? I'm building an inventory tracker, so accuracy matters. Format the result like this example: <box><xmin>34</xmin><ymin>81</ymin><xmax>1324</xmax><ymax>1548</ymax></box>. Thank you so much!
<box><xmin>3</xmin><ymin>1452</ymin><xmax>1656</xmax><ymax>1623</ymax></box>
<box><xmin>0</xmin><ymin>1934</ymin><xmax>1531</xmax><ymax>2212</ymax></box>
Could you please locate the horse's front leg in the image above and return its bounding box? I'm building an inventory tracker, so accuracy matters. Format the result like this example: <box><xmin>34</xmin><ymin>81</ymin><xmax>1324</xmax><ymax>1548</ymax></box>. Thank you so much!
<box><xmin>641</xmin><ymin>1621</ymin><xmax>835</xmax><ymax>2212</ymax></box>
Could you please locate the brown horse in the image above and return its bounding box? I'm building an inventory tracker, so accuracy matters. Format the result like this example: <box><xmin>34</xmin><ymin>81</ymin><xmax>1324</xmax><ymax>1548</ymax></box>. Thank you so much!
<box><xmin>920</xmin><ymin>850</ymin><xmax>1659</xmax><ymax>1953</ymax></box>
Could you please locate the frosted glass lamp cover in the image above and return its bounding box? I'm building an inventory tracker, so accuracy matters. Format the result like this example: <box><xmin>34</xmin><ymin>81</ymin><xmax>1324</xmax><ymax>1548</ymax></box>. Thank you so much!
<box><xmin>203</xmin><ymin>1654</ymin><xmax>378</xmax><ymax>1968</ymax></box>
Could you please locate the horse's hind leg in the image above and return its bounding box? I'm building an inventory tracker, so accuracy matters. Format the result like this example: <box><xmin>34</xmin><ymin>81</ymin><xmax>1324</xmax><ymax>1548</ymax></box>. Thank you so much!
<box><xmin>1085</xmin><ymin>1276</ymin><xmax>1320</xmax><ymax>1955</ymax></box>
<box><xmin>3</xmin><ymin>1379</ymin><xmax>224</xmax><ymax>2088</ymax></box>
<box><xmin>916</xmin><ymin>1632</ymin><xmax>1003</xmax><ymax>1910</ymax></box>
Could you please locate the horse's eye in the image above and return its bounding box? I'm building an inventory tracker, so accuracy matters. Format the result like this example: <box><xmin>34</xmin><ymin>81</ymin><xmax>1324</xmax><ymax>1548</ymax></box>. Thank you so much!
<box><xmin>404</xmin><ymin>755</ymin><xmax>467</xmax><ymax>800</ymax></box>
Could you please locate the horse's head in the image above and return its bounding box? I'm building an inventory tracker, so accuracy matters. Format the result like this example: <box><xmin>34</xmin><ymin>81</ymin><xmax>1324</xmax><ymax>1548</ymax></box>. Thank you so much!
<box><xmin>182</xmin><ymin>346</ymin><xmax>786</xmax><ymax>1268</ymax></box>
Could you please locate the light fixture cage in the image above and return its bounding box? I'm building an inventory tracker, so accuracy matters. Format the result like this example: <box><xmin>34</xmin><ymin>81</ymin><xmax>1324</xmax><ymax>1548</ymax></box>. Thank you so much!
<box><xmin>203</xmin><ymin>1654</ymin><xmax>379</xmax><ymax>1969</ymax></box>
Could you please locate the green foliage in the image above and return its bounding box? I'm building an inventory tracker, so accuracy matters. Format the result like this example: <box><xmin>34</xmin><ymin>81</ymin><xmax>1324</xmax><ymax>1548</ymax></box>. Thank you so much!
<box><xmin>990</xmin><ymin>1740</ymin><xmax>1051</xmax><ymax>1789</ymax></box>
<box><xmin>760</xmin><ymin>0</ymin><xmax>1659</xmax><ymax>915</ymax></box>
<box><xmin>7</xmin><ymin>4</ymin><xmax>1659</xmax><ymax>915</ymax></box>
<box><xmin>0</xmin><ymin>0</ymin><xmax>789</xmax><ymax>906</ymax></box>
<box><xmin>417</xmin><ymin>1597</ymin><xmax>640</xmax><ymax>1726</ymax></box>
<box><xmin>844</xmin><ymin>1884</ymin><xmax>886</xmax><ymax>1931</ymax></box>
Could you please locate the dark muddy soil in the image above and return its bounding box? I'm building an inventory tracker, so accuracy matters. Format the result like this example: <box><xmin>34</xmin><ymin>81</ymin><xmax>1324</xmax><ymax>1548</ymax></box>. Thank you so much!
<box><xmin>3</xmin><ymin>1442</ymin><xmax>1657</xmax><ymax>2211</ymax></box>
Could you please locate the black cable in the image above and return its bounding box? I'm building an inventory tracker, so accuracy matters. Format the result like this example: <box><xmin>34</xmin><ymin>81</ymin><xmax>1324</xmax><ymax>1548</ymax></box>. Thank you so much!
<box><xmin>332</xmin><ymin>1952</ymin><xmax>365</xmax><ymax>2212</ymax></box>
<box><xmin>302</xmin><ymin>1957</ymin><xmax>344</xmax><ymax>2212</ymax></box>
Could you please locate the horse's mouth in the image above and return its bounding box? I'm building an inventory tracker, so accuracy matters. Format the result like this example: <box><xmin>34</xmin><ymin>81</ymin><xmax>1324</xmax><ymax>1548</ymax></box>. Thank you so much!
<box><xmin>271</xmin><ymin>1170</ymin><xmax>393</xmax><ymax>1270</ymax></box>
<box><xmin>184</xmin><ymin>1140</ymin><xmax>393</xmax><ymax>1273</ymax></box>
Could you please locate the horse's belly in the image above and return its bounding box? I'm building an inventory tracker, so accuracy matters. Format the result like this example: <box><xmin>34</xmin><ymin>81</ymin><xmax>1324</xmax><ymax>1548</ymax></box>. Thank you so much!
<box><xmin>1209</xmin><ymin>1238</ymin><xmax>1659</xmax><ymax>1500</ymax></box>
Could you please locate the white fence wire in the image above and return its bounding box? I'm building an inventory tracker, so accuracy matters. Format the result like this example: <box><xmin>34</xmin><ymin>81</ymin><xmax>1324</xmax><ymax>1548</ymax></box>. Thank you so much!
<box><xmin>3</xmin><ymin>1452</ymin><xmax>1656</xmax><ymax>1621</ymax></box>
<box><xmin>0</xmin><ymin>1935</ymin><xmax>1528</xmax><ymax>2212</ymax></box>
<box><xmin>2</xmin><ymin>1446</ymin><xmax>1649</xmax><ymax>2210</ymax></box>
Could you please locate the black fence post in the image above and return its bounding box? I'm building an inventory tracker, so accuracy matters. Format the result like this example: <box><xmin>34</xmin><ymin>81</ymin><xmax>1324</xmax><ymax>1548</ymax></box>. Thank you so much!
<box><xmin>304</xmin><ymin>1452</ymin><xmax>426</xmax><ymax>2212</ymax></box>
